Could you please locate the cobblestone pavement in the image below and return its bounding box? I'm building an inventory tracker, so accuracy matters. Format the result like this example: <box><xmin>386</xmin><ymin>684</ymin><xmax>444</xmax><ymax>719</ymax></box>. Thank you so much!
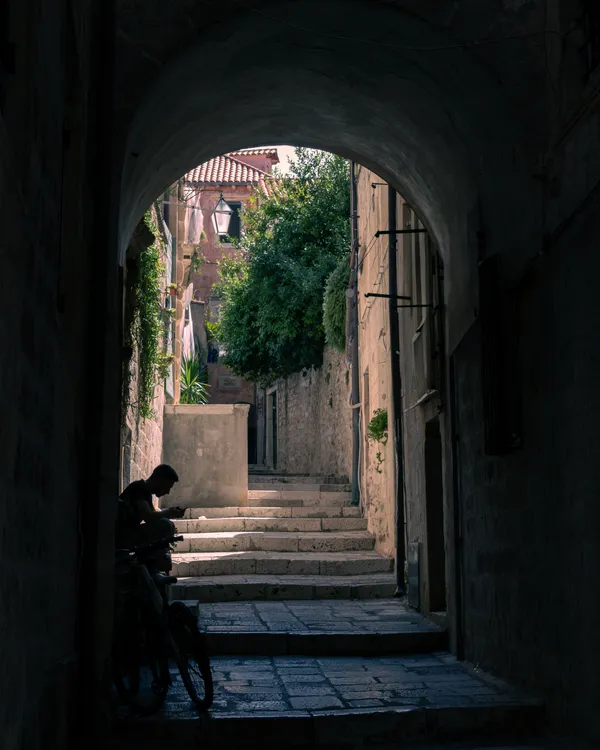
<box><xmin>197</xmin><ymin>599</ymin><xmax>442</xmax><ymax>634</ymax></box>
<box><xmin>163</xmin><ymin>652</ymin><xmax>536</xmax><ymax>715</ymax></box>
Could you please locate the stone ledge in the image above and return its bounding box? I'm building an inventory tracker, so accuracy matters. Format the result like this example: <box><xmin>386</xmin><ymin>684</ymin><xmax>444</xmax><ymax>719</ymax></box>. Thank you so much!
<box><xmin>165</xmin><ymin>403</ymin><xmax>250</xmax><ymax>415</ymax></box>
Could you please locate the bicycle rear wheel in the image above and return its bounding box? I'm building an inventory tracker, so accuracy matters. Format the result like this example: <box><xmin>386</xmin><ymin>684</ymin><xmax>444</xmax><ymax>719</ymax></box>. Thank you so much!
<box><xmin>113</xmin><ymin>622</ymin><xmax>169</xmax><ymax>715</ymax></box>
<box><xmin>169</xmin><ymin>601</ymin><xmax>214</xmax><ymax>710</ymax></box>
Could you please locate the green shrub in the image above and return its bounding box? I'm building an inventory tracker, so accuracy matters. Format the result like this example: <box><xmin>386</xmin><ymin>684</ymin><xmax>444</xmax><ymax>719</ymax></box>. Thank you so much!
<box><xmin>180</xmin><ymin>354</ymin><xmax>210</xmax><ymax>404</ymax></box>
<box><xmin>323</xmin><ymin>254</ymin><xmax>350</xmax><ymax>352</ymax></box>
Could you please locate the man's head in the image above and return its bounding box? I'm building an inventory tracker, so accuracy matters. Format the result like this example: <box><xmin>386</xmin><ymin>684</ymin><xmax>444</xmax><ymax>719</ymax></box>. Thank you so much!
<box><xmin>147</xmin><ymin>464</ymin><xmax>179</xmax><ymax>497</ymax></box>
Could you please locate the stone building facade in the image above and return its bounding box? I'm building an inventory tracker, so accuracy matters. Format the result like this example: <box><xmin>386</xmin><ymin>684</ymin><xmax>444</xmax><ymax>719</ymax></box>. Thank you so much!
<box><xmin>264</xmin><ymin>347</ymin><xmax>353</xmax><ymax>479</ymax></box>
<box><xmin>354</xmin><ymin>171</ymin><xmax>396</xmax><ymax>561</ymax></box>
<box><xmin>355</xmin><ymin>166</ymin><xmax>447</xmax><ymax>611</ymax></box>
<box><xmin>179</xmin><ymin>148</ymin><xmax>278</xmax><ymax>411</ymax></box>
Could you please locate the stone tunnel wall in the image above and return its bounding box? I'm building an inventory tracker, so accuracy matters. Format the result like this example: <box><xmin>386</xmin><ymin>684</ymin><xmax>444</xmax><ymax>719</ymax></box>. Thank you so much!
<box><xmin>0</xmin><ymin>0</ymin><xmax>120</xmax><ymax>747</ymax></box>
<box><xmin>274</xmin><ymin>347</ymin><xmax>353</xmax><ymax>481</ymax></box>
<box><xmin>452</xmin><ymin>181</ymin><xmax>600</xmax><ymax>741</ymax></box>
<box><xmin>121</xmin><ymin>365</ymin><xmax>166</xmax><ymax>488</ymax></box>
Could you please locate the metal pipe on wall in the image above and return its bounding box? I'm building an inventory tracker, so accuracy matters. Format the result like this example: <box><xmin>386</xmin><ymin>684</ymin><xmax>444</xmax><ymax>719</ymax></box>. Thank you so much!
<box><xmin>350</xmin><ymin>162</ymin><xmax>361</xmax><ymax>506</ymax></box>
<box><xmin>388</xmin><ymin>185</ymin><xmax>407</xmax><ymax>596</ymax></box>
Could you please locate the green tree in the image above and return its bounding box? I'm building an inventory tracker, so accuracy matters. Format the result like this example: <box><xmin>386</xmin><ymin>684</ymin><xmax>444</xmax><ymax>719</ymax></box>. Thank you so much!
<box><xmin>323</xmin><ymin>254</ymin><xmax>350</xmax><ymax>352</ymax></box>
<box><xmin>216</xmin><ymin>149</ymin><xmax>350</xmax><ymax>384</ymax></box>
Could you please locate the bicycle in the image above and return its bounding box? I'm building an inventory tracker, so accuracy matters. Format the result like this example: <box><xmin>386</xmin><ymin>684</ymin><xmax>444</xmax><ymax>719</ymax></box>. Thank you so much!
<box><xmin>112</xmin><ymin>534</ymin><xmax>213</xmax><ymax>715</ymax></box>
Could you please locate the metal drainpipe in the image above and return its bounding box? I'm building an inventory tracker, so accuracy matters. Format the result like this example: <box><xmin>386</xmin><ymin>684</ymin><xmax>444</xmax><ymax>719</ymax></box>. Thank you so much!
<box><xmin>350</xmin><ymin>162</ymin><xmax>360</xmax><ymax>506</ymax></box>
<box><xmin>388</xmin><ymin>185</ymin><xmax>407</xmax><ymax>596</ymax></box>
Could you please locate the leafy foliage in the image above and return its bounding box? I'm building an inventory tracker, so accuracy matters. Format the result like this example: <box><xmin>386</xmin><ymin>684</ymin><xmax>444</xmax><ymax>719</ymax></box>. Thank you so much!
<box><xmin>122</xmin><ymin>207</ymin><xmax>174</xmax><ymax>421</ymax></box>
<box><xmin>367</xmin><ymin>408</ymin><xmax>388</xmax><ymax>474</ymax></box>
<box><xmin>323</xmin><ymin>254</ymin><xmax>350</xmax><ymax>352</ymax></box>
<box><xmin>180</xmin><ymin>354</ymin><xmax>210</xmax><ymax>404</ymax></box>
<box><xmin>216</xmin><ymin>149</ymin><xmax>350</xmax><ymax>385</ymax></box>
<box><xmin>205</xmin><ymin>320</ymin><xmax>220</xmax><ymax>344</ymax></box>
<box><xmin>367</xmin><ymin>408</ymin><xmax>388</xmax><ymax>444</ymax></box>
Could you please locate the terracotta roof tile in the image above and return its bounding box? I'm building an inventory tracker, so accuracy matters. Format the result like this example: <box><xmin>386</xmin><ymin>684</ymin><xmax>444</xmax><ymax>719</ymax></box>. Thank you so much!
<box><xmin>230</xmin><ymin>147</ymin><xmax>279</xmax><ymax>160</ymax></box>
<box><xmin>184</xmin><ymin>154</ymin><xmax>278</xmax><ymax>196</ymax></box>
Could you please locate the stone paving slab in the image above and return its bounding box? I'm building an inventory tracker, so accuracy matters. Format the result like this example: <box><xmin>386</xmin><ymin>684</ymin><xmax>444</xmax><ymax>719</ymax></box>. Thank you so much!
<box><xmin>112</xmin><ymin>654</ymin><xmax>542</xmax><ymax>748</ymax></box>
<box><xmin>197</xmin><ymin>599</ymin><xmax>447</xmax><ymax>656</ymax></box>
<box><xmin>171</xmin><ymin>573</ymin><xmax>398</xmax><ymax>601</ymax></box>
<box><xmin>198</xmin><ymin>599</ymin><xmax>438</xmax><ymax>633</ymax></box>
<box><xmin>176</xmin><ymin>652</ymin><xmax>540</xmax><ymax>714</ymax></box>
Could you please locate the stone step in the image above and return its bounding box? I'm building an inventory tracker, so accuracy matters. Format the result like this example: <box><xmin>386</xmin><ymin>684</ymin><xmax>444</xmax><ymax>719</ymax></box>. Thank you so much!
<box><xmin>174</xmin><ymin>531</ymin><xmax>375</xmax><ymax>554</ymax></box>
<box><xmin>196</xmin><ymin>599</ymin><xmax>447</xmax><ymax>657</ymax></box>
<box><xmin>176</xmin><ymin>517</ymin><xmax>368</xmax><ymax>533</ymax></box>
<box><xmin>171</xmin><ymin>551</ymin><xmax>394</xmax><ymax>577</ymax></box>
<box><xmin>207</xmin><ymin>629</ymin><xmax>448</xmax><ymax>656</ymax></box>
<box><xmin>204</xmin><ymin>628</ymin><xmax>447</xmax><ymax>658</ymax></box>
<box><xmin>111</xmin><ymin>654</ymin><xmax>543</xmax><ymax>749</ymax></box>
<box><xmin>171</xmin><ymin>573</ymin><xmax>398</xmax><ymax>601</ymax></box>
<box><xmin>249</xmin><ymin>483</ymin><xmax>352</xmax><ymax>492</ymax></box>
<box><xmin>247</xmin><ymin>491</ymin><xmax>352</xmax><ymax>507</ymax></box>
<box><xmin>248</xmin><ymin>474</ymin><xmax>349</xmax><ymax>485</ymax></box>
<box><xmin>183</xmin><ymin>505</ymin><xmax>361</xmax><ymax>520</ymax></box>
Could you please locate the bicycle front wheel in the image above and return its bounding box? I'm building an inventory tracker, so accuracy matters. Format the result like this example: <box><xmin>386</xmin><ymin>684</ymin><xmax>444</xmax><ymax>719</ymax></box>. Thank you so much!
<box><xmin>169</xmin><ymin>601</ymin><xmax>214</xmax><ymax>710</ymax></box>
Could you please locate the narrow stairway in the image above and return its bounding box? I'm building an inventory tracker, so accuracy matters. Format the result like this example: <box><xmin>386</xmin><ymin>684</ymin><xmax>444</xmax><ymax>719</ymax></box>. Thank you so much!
<box><xmin>171</xmin><ymin>473</ymin><xmax>396</xmax><ymax>601</ymax></box>
<box><xmin>110</xmin><ymin>473</ymin><xmax>559</xmax><ymax>749</ymax></box>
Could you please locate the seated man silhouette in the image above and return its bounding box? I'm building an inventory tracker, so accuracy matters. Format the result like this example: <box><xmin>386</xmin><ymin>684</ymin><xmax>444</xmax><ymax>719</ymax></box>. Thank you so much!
<box><xmin>116</xmin><ymin>463</ymin><xmax>185</xmax><ymax>570</ymax></box>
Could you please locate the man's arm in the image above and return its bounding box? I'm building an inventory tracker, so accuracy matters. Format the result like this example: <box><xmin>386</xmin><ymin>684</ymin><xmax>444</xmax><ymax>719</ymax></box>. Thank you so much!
<box><xmin>132</xmin><ymin>498</ymin><xmax>183</xmax><ymax>522</ymax></box>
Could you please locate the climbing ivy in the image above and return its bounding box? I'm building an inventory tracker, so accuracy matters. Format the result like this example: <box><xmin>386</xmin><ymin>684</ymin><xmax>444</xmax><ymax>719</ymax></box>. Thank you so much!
<box><xmin>122</xmin><ymin>206</ymin><xmax>174</xmax><ymax>422</ymax></box>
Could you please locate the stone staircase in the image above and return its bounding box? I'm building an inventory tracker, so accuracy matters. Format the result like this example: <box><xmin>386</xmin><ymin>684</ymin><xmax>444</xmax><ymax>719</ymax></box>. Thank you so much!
<box><xmin>111</xmin><ymin>473</ymin><xmax>555</xmax><ymax>750</ymax></box>
<box><xmin>171</xmin><ymin>473</ymin><xmax>396</xmax><ymax>602</ymax></box>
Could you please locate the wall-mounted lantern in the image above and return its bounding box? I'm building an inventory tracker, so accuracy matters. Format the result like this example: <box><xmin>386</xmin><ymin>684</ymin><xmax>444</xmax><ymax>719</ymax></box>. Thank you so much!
<box><xmin>212</xmin><ymin>193</ymin><xmax>233</xmax><ymax>236</ymax></box>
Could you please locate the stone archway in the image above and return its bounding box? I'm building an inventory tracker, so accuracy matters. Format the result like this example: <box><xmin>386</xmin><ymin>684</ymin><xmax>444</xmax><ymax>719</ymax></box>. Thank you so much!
<box><xmin>114</xmin><ymin>0</ymin><xmax>544</xmax><ymax>351</ymax></box>
<box><xmin>5</xmin><ymin>0</ymin><xmax>600</xmax><ymax>745</ymax></box>
<box><xmin>108</xmin><ymin>2</ymin><xmax>581</xmax><ymax>734</ymax></box>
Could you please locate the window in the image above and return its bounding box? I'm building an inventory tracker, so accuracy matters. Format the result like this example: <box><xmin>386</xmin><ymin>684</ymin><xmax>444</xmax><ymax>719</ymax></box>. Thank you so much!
<box><xmin>162</xmin><ymin>190</ymin><xmax>171</xmax><ymax>228</ymax></box>
<box><xmin>400</xmin><ymin>201</ymin><xmax>443</xmax><ymax>397</ymax></box>
<box><xmin>220</xmin><ymin>201</ymin><xmax>242</xmax><ymax>243</ymax></box>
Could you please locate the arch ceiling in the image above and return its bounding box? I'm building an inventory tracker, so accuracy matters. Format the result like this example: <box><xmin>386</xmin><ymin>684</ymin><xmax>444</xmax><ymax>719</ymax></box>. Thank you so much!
<box><xmin>115</xmin><ymin>0</ymin><xmax>549</xmax><ymax>333</ymax></box>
